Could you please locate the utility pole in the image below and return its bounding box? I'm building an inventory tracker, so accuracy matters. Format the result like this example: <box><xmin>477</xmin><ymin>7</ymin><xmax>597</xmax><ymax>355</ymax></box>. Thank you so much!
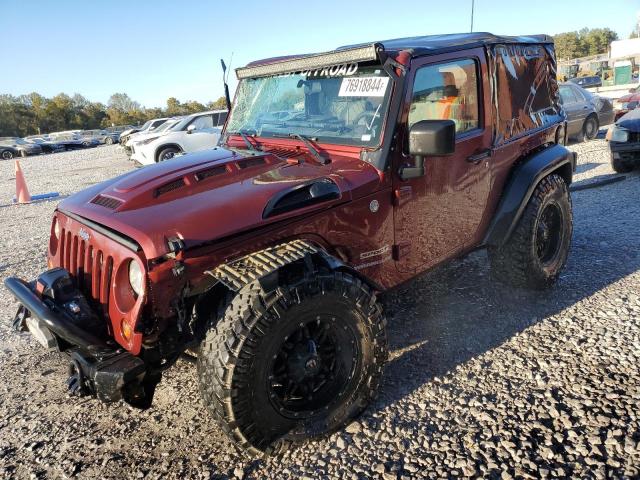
<box><xmin>470</xmin><ymin>0</ymin><xmax>475</xmax><ymax>33</ymax></box>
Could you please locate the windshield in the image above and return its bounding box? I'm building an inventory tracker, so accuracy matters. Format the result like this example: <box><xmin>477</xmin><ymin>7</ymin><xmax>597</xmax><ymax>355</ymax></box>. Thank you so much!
<box><xmin>227</xmin><ymin>64</ymin><xmax>392</xmax><ymax>147</ymax></box>
<box><xmin>156</xmin><ymin>119</ymin><xmax>179</xmax><ymax>133</ymax></box>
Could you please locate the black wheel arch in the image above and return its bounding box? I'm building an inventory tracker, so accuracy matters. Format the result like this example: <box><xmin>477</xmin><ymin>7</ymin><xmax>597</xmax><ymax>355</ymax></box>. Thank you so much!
<box><xmin>483</xmin><ymin>143</ymin><xmax>575</xmax><ymax>248</ymax></box>
<box><xmin>189</xmin><ymin>239</ymin><xmax>382</xmax><ymax>341</ymax></box>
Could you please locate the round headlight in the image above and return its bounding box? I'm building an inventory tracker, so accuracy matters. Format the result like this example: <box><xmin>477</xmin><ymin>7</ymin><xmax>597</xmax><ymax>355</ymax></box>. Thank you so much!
<box><xmin>128</xmin><ymin>260</ymin><xmax>143</xmax><ymax>297</ymax></box>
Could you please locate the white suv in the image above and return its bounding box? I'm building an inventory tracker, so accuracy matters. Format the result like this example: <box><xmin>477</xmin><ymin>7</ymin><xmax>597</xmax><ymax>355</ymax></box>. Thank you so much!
<box><xmin>130</xmin><ymin>110</ymin><xmax>228</xmax><ymax>165</ymax></box>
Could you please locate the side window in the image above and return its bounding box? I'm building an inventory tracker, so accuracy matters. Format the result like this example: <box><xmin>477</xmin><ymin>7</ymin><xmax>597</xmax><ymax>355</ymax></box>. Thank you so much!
<box><xmin>559</xmin><ymin>86</ymin><xmax>578</xmax><ymax>104</ymax></box>
<box><xmin>189</xmin><ymin>114</ymin><xmax>214</xmax><ymax>131</ymax></box>
<box><xmin>408</xmin><ymin>58</ymin><xmax>480</xmax><ymax>134</ymax></box>
<box><xmin>217</xmin><ymin>111</ymin><xmax>228</xmax><ymax>126</ymax></box>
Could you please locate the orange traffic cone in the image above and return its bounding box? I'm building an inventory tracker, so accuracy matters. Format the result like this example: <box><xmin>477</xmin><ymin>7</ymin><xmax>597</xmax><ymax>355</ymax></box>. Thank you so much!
<box><xmin>15</xmin><ymin>160</ymin><xmax>31</xmax><ymax>203</ymax></box>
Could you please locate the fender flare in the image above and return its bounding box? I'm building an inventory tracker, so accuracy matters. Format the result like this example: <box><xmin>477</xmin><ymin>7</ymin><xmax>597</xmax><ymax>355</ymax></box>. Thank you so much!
<box><xmin>483</xmin><ymin>144</ymin><xmax>576</xmax><ymax>248</ymax></box>
<box><xmin>203</xmin><ymin>239</ymin><xmax>380</xmax><ymax>295</ymax></box>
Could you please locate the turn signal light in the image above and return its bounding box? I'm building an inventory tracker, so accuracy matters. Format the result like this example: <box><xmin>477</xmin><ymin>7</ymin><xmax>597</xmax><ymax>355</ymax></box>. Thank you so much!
<box><xmin>121</xmin><ymin>319</ymin><xmax>133</xmax><ymax>341</ymax></box>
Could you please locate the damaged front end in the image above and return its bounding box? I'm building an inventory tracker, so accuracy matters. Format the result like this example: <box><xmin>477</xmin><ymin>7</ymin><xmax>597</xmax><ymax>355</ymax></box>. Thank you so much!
<box><xmin>5</xmin><ymin>268</ymin><xmax>158</xmax><ymax>408</ymax></box>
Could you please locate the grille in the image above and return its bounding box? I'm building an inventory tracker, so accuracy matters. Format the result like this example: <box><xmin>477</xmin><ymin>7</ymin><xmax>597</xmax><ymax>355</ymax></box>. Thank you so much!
<box><xmin>59</xmin><ymin>228</ymin><xmax>113</xmax><ymax>310</ymax></box>
<box><xmin>628</xmin><ymin>132</ymin><xmax>640</xmax><ymax>143</ymax></box>
<box><xmin>91</xmin><ymin>194</ymin><xmax>123</xmax><ymax>210</ymax></box>
<box><xmin>155</xmin><ymin>178</ymin><xmax>185</xmax><ymax>197</ymax></box>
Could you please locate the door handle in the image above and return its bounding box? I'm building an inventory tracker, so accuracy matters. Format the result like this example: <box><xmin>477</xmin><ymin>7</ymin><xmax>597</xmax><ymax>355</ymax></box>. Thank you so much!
<box><xmin>466</xmin><ymin>149</ymin><xmax>491</xmax><ymax>165</ymax></box>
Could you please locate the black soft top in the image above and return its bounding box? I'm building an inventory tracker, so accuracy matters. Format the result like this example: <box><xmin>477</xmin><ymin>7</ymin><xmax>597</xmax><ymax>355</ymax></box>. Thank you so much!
<box><xmin>340</xmin><ymin>32</ymin><xmax>553</xmax><ymax>58</ymax></box>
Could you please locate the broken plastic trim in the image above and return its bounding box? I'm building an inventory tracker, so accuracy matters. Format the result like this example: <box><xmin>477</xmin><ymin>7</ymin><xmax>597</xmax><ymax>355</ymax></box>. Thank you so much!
<box><xmin>236</xmin><ymin>44</ymin><xmax>381</xmax><ymax>80</ymax></box>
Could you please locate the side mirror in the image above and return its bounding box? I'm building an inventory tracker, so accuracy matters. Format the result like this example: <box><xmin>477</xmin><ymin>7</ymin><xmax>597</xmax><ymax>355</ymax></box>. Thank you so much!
<box><xmin>400</xmin><ymin>120</ymin><xmax>456</xmax><ymax>180</ymax></box>
<box><xmin>187</xmin><ymin>124</ymin><xmax>196</xmax><ymax>134</ymax></box>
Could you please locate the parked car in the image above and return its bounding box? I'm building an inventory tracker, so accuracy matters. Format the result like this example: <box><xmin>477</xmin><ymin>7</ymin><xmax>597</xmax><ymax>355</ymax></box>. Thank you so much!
<box><xmin>0</xmin><ymin>137</ymin><xmax>43</xmax><ymax>157</ymax></box>
<box><xmin>119</xmin><ymin>118</ymin><xmax>170</xmax><ymax>145</ymax></box>
<box><xmin>0</xmin><ymin>144</ymin><xmax>20</xmax><ymax>160</ymax></box>
<box><xmin>48</xmin><ymin>133</ymin><xmax>100</xmax><ymax>149</ymax></box>
<box><xmin>614</xmin><ymin>100</ymin><xmax>639</xmax><ymax>121</ymax></box>
<box><xmin>124</xmin><ymin>117</ymin><xmax>183</xmax><ymax>157</ymax></box>
<box><xmin>80</xmin><ymin>129</ymin><xmax>120</xmax><ymax>145</ymax></box>
<box><xmin>606</xmin><ymin>107</ymin><xmax>640</xmax><ymax>172</ymax></box>
<box><xmin>26</xmin><ymin>137</ymin><xmax>66</xmax><ymax>154</ymax></box>
<box><xmin>568</xmin><ymin>75</ymin><xmax>602</xmax><ymax>88</ymax></box>
<box><xmin>559</xmin><ymin>82</ymin><xmax>614</xmax><ymax>141</ymax></box>
<box><xmin>613</xmin><ymin>85</ymin><xmax>640</xmax><ymax>120</ymax></box>
<box><xmin>5</xmin><ymin>33</ymin><xmax>576</xmax><ymax>455</ymax></box>
<box><xmin>130</xmin><ymin>110</ymin><xmax>227</xmax><ymax>165</ymax></box>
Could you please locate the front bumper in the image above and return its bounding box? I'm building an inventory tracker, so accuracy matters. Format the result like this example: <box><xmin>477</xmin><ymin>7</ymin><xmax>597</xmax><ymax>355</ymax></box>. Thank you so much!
<box><xmin>609</xmin><ymin>141</ymin><xmax>640</xmax><ymax>162</ymax></box>
<box><xmin>4</xmin><ymin>269</ymin><xmax>152</xmax><ymax>406</ymax></box>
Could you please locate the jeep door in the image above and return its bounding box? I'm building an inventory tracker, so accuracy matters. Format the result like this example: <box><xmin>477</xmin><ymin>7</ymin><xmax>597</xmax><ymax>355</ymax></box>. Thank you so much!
<box><xmin>393</xmin><ymin>50</ymin><xmax>493</xmax><ymax>273</ymax></box>
<box><xmin>181</xmin><ymin>113</ymin><xmax>222</xmax><ymax>152</ymax></box>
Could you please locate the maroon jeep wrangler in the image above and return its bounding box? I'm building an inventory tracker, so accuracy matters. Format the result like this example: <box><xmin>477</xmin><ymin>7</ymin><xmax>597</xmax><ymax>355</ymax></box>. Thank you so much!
<box><xmin>6</xmin><ymin>33</ymin><xmax>576</xmax><ymax>455</ymax></box>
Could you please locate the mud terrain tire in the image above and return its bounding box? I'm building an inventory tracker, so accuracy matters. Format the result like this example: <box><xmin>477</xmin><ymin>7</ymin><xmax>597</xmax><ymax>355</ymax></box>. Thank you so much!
<box><xmin>488</xmin><ymin>174</ymin><xmax>572</xmax><ymax>290</ymax></box>
<box><xmin>197</xmin><ymin>271</ymin><xmax>387</xmax><ymax>455</ymax></box>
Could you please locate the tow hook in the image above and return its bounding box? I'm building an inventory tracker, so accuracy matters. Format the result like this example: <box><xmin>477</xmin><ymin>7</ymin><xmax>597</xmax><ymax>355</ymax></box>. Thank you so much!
<box><xmin>67</xmin><ymin>355</ymin><xmax>91</xmax><ymax>397</ymax></box>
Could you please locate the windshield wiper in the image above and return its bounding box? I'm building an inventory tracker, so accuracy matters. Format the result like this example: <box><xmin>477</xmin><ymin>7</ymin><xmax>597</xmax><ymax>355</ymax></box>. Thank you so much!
<box><xmin>236</xmin><ymin>130</ymin><xmax>261</xmax><ymax>152</ymax></box>
<box><xmin>272</xmin><ymin>133</ymin><xmax>329</xmax><ymax>165</ymax></box>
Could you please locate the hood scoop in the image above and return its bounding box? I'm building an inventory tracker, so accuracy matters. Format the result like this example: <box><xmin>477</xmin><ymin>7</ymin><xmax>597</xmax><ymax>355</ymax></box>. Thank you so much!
<box><xmin>263</xmin><ymin>178</ymin><xmax>341</xmax><ymax>219</ymax></box>
<box><xmin>154</xmin><ymin>178</ymin><xmax>186</xmax><ymax>197</ymax></box>
<box><xmin>91</xmin><ymin>194</ymin><xmax>123</xmax><ymax>210</ymax></box>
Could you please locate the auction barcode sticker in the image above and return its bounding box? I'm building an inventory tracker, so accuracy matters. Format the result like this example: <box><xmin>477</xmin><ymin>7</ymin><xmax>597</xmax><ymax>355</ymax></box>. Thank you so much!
<box><xmin>338</xmin><ymin>77</ymin><xmax>389</xmax><ymax>97</ymax></box>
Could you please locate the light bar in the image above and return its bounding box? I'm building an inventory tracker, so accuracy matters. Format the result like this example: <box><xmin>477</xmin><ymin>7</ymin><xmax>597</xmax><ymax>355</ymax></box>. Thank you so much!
<box><xmin>236</xmin><ymin>44</ymin><xmax>381</xmax><ymax>80</ymax></box>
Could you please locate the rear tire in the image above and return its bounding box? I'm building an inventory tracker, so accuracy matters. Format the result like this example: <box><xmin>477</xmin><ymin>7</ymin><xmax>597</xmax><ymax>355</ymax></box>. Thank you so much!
<box><xmin>197</xmin><ymin>271</ymin><xmax>387</xmax><ymax>455</ymax></box>
<box><xmin>611</xmin><ymin>155</ymin><xmax>633</xmax><ymax>173</ymax></box>
<box><xmin>488</xmin><ymin>174</ymin><xmax>572</xmax><ymax>290</ymax></box>
<box><xmin>105</xmin><ymin>137</ymin><xmax>114</xmax><ymax>145</ymax></box>
<box><xmin>157</xmin><ymin>147</ymin><xmax>180</xmax><ymax>162</ymax></box>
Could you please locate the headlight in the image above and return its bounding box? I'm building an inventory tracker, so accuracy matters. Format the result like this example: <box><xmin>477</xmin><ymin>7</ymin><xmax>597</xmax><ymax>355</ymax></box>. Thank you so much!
<box><xmin>607</xmin><ymin>126</ymin><xmax>629</xmax><ymax>143</ymax></box>
<box><xmin>128</xmin><ymin>260</ymin><xmax>143</xmax><ymax>297</ymax></box>
<box><xmin>140</xmin><ymin>136</ymin><xmax>160</xmax><ymax>145</ymax></box>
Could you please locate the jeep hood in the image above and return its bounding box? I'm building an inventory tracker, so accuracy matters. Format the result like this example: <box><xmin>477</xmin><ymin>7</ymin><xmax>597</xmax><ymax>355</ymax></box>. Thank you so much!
<box><xmin>58</xmin><ymin>147</ymin><xmax>383</xmax><ymax>258</ymax></box>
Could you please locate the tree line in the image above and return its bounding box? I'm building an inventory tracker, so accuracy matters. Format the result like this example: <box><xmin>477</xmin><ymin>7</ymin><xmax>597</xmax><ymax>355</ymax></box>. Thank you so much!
<box><xmin>0</xmin><ymin>92</ymin><xmax>228</xmax><ymax>138</ymax></box>
<box><xmin>553</xmin><ymin>28</ymin><xmax>619</xmax><ymax>61</ymax></box>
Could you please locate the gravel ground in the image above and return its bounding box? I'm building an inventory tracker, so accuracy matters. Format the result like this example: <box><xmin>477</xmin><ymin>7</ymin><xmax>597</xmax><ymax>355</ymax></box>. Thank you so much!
<box><xmin>0</xmin><ymin>141</ymin><xmax>639</xmax><ymax>479</ymax></box>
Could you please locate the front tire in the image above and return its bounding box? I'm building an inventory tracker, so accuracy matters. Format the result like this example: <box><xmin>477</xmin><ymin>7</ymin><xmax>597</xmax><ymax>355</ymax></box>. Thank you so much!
<box><xmin>197</xmin><ymin>272</ymin><xmax>387</xmax><ymax>455</ymax></box>
<box><xmin>489</xmin><ymin>174</ymin><xmax>572</xmax><ymax>290</ymax></box>
<box><xmin>1</xmin><ymin>150</ymin><xmax>13</xmax><ymax>160</ymax></box>
<box><xmin>157</xmin><ymin>146</ymin><xmax>180</xmax><ymax>162</ymax></box>
<box><xmin>105</xmin><ymin>137</ymin><xmax>114</xmax><ymax>145</ymax></box>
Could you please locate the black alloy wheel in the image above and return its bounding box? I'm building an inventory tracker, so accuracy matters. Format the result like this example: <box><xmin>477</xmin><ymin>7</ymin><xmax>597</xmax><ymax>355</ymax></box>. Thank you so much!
<box><xmin>535</xmin><ymin>203</ymin><xmax>563</xmax><ymax>266</ymax></box>
<box><xmin>267</xmin><ymin>314</ymin><xmax>357</xmax><ymax>418</ymax></box>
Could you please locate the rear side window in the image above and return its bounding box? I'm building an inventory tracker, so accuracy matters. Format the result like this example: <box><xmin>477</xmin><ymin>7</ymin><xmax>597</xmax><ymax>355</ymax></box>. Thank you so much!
<box><xmin>217</xmin><ymin>111</ymin><xmax>228</xmax><ymax>126</ymax></box>
<box><xmin>188</xmin><ymin>114</ymin><xmax>213</xmax><ymax>130</ymax></box>
<box><xmin>408</xmin><ymin>58</ymin><xmax>480</xmax><ymax>134</ymax></box>
<box><xmin>492</xmin><ymin>44</ymin><xmax>563</xmax><ymax>144</ymax></box>
<box><xmin>559</xmin><ymin>86</ymin><xmax>578</xmax><ymax>104</ymax></box>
